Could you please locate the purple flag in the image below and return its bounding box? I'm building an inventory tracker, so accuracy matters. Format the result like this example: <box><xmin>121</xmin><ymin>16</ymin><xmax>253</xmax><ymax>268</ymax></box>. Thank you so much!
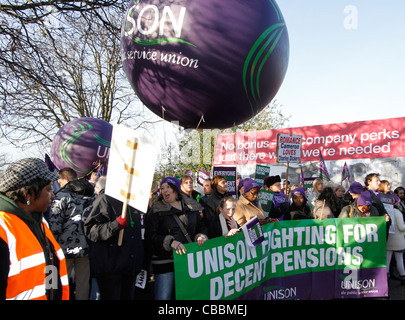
<box><xmin>44</xmin><ymin>154</ymin><xmax>57</xmax><ymax>172</ymax></box>
<box><xmin>318</xmin><ymin>153</ymin><xmax>331</xmax><ymax>182</ymax></box>
<box><xmin>341</xmin><ymin>162</ymin><xmax>351</xmax><ymax>182</ymax></box>
<box><xmin>300</xmin><ymin>166</ymin><xmax>305</xmax><ymax>187</ymax></box>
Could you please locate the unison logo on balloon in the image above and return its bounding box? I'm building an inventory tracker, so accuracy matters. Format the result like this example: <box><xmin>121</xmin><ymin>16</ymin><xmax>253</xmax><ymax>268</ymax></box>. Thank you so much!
<box><xmin>51</xmin><ymin>118</ymin><xmax>112</xmax><ymax>178</ymax></box>
<box><xmin>121</xmin><ymin>0</ymin><xmax>289</xmax><ymax>129</ymax></box>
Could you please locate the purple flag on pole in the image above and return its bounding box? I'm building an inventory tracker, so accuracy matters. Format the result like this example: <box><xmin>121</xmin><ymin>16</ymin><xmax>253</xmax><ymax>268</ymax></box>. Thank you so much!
<box><xmin>341</xmin><ymin>162</ymin><xmax>351</xmax><ymax>182</ymax></box>
<box><xmin>300</xmin><ymin>166</ymin><xmax>305</xmax><ymax>187</ymax></box>
<box><xmin>318</xmin><ymin>153</ymin><xmax>331</xmax><ymax>182</ymax></box>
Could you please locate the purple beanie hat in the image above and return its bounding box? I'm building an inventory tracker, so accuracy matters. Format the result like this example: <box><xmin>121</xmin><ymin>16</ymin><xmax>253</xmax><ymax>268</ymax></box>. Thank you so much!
<box><xmin>349</xmin><ymin>181</ymin><xmax>364</xmax><ymax>194</ymax></box>
<box><xmin>357</xmin><ymin>191</ymin><xmax>372</xmax><ymax>206</ymax></box>
<box><xmin>243</xmin><ymin>178</ymin><xmax>262</xmax><ymax>193</ymax></box>
<box><xmin>161</xmin><ymin>176</ymin><xmax>181</xmax><ymax>193</ymax></box>
<box><xmin>291</xmin><ymin>187</ymin><xmax>307</xmax><ymax>199</ymax></box>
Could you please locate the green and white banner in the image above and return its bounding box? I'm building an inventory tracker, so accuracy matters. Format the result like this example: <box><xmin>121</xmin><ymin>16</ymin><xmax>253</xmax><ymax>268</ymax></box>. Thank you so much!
<box><xmin>174</xmin><ymin>217</ymin><xmax>388</xmax><ymax>300</ymax></box>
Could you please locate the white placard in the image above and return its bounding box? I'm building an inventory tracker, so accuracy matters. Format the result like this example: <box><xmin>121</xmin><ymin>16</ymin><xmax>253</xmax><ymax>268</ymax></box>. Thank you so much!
<box><xmin>105</xmin><ymin>124</ymin><xmax>160</xmax><ymax>213</ymax></box>
<box><xmin>276</xmin><ymin>133</ymin><xmax>302</xmax><ymax>163</ymax></box>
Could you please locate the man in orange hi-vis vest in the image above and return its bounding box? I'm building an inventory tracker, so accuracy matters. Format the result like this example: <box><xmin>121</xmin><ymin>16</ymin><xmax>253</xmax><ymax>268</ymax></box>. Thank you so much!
<box><xmin>0</xmin><ymin>158</ymin><xmax>69</xmax><ymax>300</ymax></box>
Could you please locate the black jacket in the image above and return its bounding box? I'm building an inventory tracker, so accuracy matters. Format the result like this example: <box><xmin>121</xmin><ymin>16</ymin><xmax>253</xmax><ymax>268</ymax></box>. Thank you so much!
<box><xmin>284</xmin><ymin>203</ymin><xmax>311</xmax><ymax>220</ymax></box>
<box><xmin>367</xmin><ymin>189</ymin><xmax>388</xmax><ymax>216</ymax></box>
<box><xmin>84</xmin><ymin>194</ymin><xmax>143</xmax><ymax>276</ymax></box>
<box><xmin>49</xmin><ymin>179</ymin><xmax>94</xmax><ymax>258</ymax></box>
<box><xmin>366</xmin><ymin>189</ymin><xmax>391</xmax><ymax>238</ymax></box>
<box><xmin>145</xmin><ymin>194</ymin><xmax>208</xmax><ymax>274</ymax></box>
<box><xmin>208</xmin><ymin>214</ymin><xmax>240</xmax><ymax>239</ymax></box>
<box><xmin>203</xmin><ymin>189</ymin><xmax>231</xmax><ymax>226</ymax></box>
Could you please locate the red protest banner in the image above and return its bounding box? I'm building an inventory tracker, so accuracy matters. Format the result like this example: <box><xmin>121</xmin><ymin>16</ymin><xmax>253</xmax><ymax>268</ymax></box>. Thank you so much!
<box><xmin>213</xmin><ymin>117</ymin><xmax>405</xmax><ymax>166</ymax></box>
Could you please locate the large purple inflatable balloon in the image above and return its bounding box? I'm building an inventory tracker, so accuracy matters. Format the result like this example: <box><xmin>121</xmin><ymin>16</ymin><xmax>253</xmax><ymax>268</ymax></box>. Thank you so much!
<box><xmin>51</xmin><ymin>118</ymin><xmax>112</xmax><ymax>178</ymax></box>
<box><xmin>121</xmin><ymin>0</ymin><xmax>289</xmax><ymax>129</ymax></box>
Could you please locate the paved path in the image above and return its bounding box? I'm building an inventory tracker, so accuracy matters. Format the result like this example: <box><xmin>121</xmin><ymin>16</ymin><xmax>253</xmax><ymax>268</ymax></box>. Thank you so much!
<box><xmin>388</xmin><ymin>278</ymin><xmax>405</xmax><ymax>300</ymax></box>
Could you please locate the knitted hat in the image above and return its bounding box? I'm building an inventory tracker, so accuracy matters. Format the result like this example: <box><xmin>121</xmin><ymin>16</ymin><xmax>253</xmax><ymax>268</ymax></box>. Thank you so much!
<box><xmin>291</xmin><ymin>187</ymin><xmax>307</xmax><ymax>199</ymax></box>
<box><xmin>264</xmin><ymin>175</ymin><xmax>281</xmax><ymax>188</ymax></box>
<box><xmin>243</xmin><ymin>178</ymin><xmax>262</xmax><ymax>193</ymax></box>
<box><xmin>357</xmin><ymin>191</ymin><xmax>372</xmax><ymax>206</ymax></box>
<box><xmin>348</xmin><ymin>181</ymin><xmax>364</xmax><ymax>194</ymax></box>
<box><xmin>161</xmin><ymin>176</ymin><xmax>181</xmax><ymax>193</ymax></box>
<box><xmin>0</xmin><ymin>158</ymin><xmax>59</xmax><ymax>193</ymax></box>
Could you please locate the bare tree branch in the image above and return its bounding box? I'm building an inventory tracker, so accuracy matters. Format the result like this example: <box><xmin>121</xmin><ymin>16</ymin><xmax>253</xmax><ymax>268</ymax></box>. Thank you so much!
<box><xmin>0</xmin><ymin>0</ymin><xmax>155</xmax><ymax>152</ymax></box>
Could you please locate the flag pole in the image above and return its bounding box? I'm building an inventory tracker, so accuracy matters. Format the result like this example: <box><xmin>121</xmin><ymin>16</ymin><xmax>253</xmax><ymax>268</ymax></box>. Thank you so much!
<box><xmin>285</xmin><ymin>162</ymin><xmax>290</xmax><ymax>201</ymax></box>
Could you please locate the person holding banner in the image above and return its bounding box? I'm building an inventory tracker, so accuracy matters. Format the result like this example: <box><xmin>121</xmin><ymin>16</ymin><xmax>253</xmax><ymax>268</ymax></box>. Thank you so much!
<box><xmin>312</xmin><ymin>187</ymin><xmax>338</xmax><ymax>219</ymax></box>
<box><xmin>263</xmin><ymin>175</ymin><xmax>290</xmax><ymax>220</ymax></box>
<box><xmin>208</xmin><ymin>196</ymin><xmax>240</xmax><ymax>238</ymax></box>
<box><xmin>338</xmin><ymin>191</ymin><xmax>379</xmax><ymax>218</ymax></box>
<box><xmin>234</xmin><ymin>178</ymin><xmax>269</xmax><ymax>226</ymax></box>
<box><xmin>284</xmin><ymin>187</ymin><xmax>311</xmax><ymax>220</ymax></box>
<box><xmin>84</xmin><ymin>193</ymin><xmax>144</xmax><ymax>300</ymax></box>
<box><xmin>145</xmin><ymin>177</ymin><xmax>208</xmax><ymax>300</ymax></box>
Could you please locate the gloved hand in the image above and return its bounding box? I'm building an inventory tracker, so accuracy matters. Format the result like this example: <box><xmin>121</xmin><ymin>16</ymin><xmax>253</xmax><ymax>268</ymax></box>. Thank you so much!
<box><xmin>117</xmin><ymin>215</ymin><xmax>128</xmax><ymax>229</ymax></box>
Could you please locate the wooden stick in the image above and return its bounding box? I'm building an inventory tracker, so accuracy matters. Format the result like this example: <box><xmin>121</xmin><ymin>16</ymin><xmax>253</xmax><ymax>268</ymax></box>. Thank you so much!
<box><xmin>118</xmin><ymin>138</ymin><xmax>138</xmax><ymax>246</ymax></box>
<box><xmin>285</xmin><ymin>162</ymin><xmax>290</xmax><ymax>201</ymax></box>
<box><xmin>319</xmin><ymin>199</ymin><xmax>325</xmax><ymax>220</ymax></box>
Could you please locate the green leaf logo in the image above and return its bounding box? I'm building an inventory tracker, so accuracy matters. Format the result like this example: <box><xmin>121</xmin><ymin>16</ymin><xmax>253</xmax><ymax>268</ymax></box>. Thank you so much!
<box><xmin>243</xmin><ymin>22</ymin><xmax>285</xmax><ymax>116</ymax></box>
<box><xmin>59</xmin><ymin>121</ymin><xmax>93</xmax><ymax>172</ymax></box>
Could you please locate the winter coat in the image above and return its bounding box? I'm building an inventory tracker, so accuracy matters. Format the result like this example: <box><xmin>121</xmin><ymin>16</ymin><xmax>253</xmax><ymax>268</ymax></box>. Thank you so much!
<box><xmin>308</xmin><ymin>191</ymin><xmax>320</xmax><ymax>209</ymax></box>
<box><xmin>84</xmin><ymin>194</ymin><xmax>143</xmax><ymax>276</ymax></box>
<box><xmin>338</xmin><ymin>202</ymin><xmax>379</xmax><ymax>218</ymax></box>
<box><xmin>284</xmin><ymin>203</ymin><xmax>311</xmax><ymax>220</ymax></box>
<box><xmin>49</xmin><ymin>179</ymin><xmax>94</xmax><ymax>258</ymax></box>
<box><xmin>208</xmin><ymin>213</ymin><xmax>239</xmax><ymax>239</ymax></box>
<box><xmin>367</xmin><ymin>189</ymin><xmax>388</xmax><ymax>216</ymax></box>
<box><xmin>312</xmin><ymin>199</ymin><xmax>335</xmax><ymax>220</ymax></box>
<box><xmin>234</xmin><ymin>194</ymin><xmax>266</xmax><ymax>226</ymax></box>
<box><xmin>203</xmin><ymin>189</ymin><xmax>231</xmax><ymax>226</ymax></box>
<box><xmin>145</xmin><ymin>194</ymin><xmax>208</xmax><ymax>274</ymax></box>
<box><xmin>386</xmin><ymin>208</ymin><xmax>405</xmax><ymax>251</ymax></box>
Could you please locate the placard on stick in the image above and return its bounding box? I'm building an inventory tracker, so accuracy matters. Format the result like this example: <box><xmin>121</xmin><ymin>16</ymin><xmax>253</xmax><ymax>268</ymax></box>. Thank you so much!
<box><xmin>105</xmin><ymin>124</ymin><xmax>159</xmax><ymax>244</ymax></box>
<box><xmin>276</xmin><ymin>133</ymin><xmax>303</xmax><ymax>163</ymax></box>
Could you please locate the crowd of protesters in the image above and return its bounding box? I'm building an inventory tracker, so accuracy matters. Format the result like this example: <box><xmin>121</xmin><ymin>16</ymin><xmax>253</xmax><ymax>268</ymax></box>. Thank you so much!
<box><xmin>1</xmin><ymin>157</ymin><xmax>405</xmax><ymax>300</ymax></box>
